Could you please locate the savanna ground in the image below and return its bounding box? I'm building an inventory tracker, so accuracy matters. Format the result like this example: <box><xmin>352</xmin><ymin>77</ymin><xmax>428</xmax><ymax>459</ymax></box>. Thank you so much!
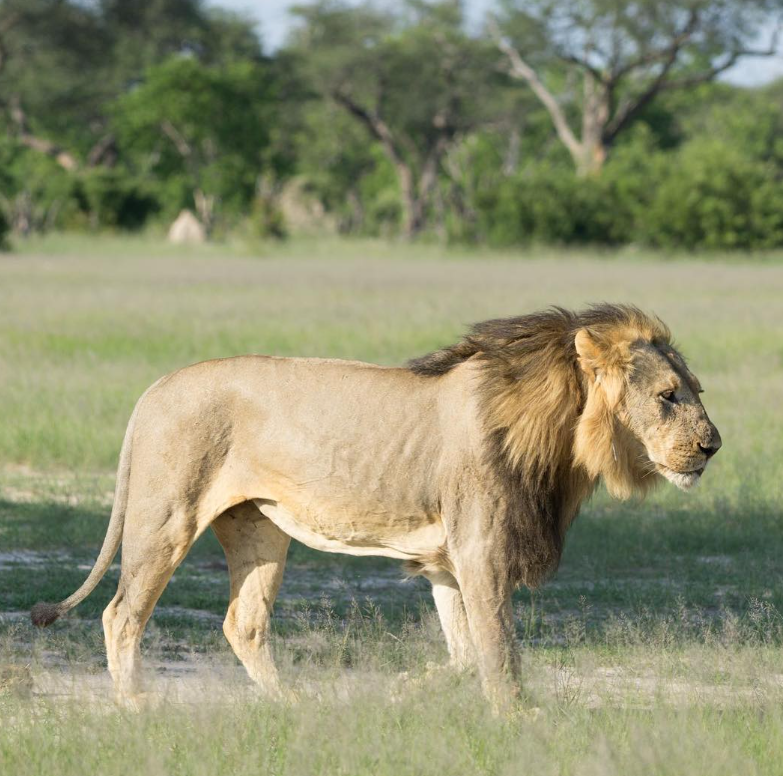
<box><xmin>1</xmin><ymin>234</ymin><xmax>782</xmax><ymax>775</ymax></box>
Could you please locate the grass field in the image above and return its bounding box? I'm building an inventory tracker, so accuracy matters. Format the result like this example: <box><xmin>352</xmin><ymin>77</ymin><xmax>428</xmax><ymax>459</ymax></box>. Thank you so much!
<box><xmin>1</xmin><ymin>235</ymin><xmax>783</xmax><ymax>774</ymax></box>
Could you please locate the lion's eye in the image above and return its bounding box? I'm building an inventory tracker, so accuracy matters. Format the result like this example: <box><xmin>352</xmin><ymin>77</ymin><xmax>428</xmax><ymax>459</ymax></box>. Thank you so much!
<box><xmin>659</xmin><ymin>390</ymin><xmax>676</xmax><ymax>403</ymax></box>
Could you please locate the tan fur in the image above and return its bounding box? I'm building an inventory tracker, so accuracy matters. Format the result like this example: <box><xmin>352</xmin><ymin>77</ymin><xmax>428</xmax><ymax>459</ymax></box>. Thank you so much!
<box><xmin>572</xmin><ymin>319</ymin><xmax>669</xmax><ymax>499</ymax></box>
<box><xmin>31</xmin><ymin>304</ymin><xmax>720</xmax><ymax>708</ymax></box>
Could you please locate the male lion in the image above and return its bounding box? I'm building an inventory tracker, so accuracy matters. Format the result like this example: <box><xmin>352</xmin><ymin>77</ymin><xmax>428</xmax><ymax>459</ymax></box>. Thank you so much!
<box><xmin>32</xmin><ymin>304</ymin><xmax>721</xmax><ymax>707</ymax></box>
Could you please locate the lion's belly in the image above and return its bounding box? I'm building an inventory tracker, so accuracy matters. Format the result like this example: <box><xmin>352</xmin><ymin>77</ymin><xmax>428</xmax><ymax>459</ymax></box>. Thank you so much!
<box><xmin>251</xmin><ymin>479</ymin><xmax>445</xmax><ymax>560</ymax></box>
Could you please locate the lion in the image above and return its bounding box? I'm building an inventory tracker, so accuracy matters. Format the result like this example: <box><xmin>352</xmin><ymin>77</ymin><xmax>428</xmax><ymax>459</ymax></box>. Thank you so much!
<box><xmin>31</xmin><ymin>304</ymin><xmax>721</xmax><ymax>707</ymax></box>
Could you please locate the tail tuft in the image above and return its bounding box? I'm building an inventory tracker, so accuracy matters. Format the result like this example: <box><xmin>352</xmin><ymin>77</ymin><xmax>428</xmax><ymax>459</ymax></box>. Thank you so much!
<box><xmin>31</xmin><ymin>602</ymin><xmax>61</xmax><ymax>627</ymax></box>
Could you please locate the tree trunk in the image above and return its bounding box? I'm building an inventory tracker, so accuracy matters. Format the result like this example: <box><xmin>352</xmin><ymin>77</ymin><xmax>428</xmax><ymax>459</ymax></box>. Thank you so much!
<box><xmin>396</xmin><ymin>161</ymin><xmax>420</xmax><ymax>238</ymax></box>
<box><xmin>193</xmin><ymin>189</ymin><xmax>215</xmax><ymax>235</ymax></box>
<box><xmin>576</xmin><ymin>73</ymin><xmax>610</xmax><ymax>176</ymax></box>
<box><xmin>405</xmin><ymin>196</ymin><xmax>428</xmax><ymax>238</ymax></box>
<box><xmin>401</xmin><ymin>137</ymin><xmax>450</xmax><ymax>238</ymax></box>
<box><xmin>502</xmin><ymin>126</ymin><xmax>521</xmax><ymax>176</ymax></box>
<box><xmin>574</xmin><ymin>139</ymin><xmax>607</xmax><ymax>177</ymax></box>
<box><xmin>344</xmin><ymin>188</ymin><xmax>365</xmax><ymax>233</ymax></box>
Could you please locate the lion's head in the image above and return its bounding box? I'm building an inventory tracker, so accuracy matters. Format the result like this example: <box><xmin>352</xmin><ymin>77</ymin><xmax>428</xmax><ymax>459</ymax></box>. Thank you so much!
<box><xmin>410</xmin><ymin>303</ymin><xmax>721</xmax><ymax>503</ymax></box>
<box><xmin>572</xmin><ymin>308</ymin><xmax>721</xmax><ymax>498</ymax></box>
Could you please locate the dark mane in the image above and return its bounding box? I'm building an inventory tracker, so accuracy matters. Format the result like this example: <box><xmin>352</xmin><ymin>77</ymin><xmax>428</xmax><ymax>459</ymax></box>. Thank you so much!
<box><xmin>407</xmin><ymin>304</ymin><xmax>668</xmax><ymax>377</ymax></box>
<box><xmin>407</xmin><ymin>304</ymin><xmax>671</xmax><ymax>589</ymax></box>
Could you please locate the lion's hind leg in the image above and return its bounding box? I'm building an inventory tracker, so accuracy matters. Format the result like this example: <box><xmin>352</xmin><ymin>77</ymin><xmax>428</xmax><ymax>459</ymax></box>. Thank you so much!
<box><xmin>426</xmin><ymin>570</ymin><xmax>475</xmax><ymax>671</ymax></box>
<box><xmin>212</xmin><ymin>502</ymin><xmax>291</xmax><ymax>698</ymax></box>
<box><xmin>102</xmin><ymin>504</ymin><xmax>200</xmax><ymax>708</ymax></box>
<box><xmin>409</xmin><ymin>552</ymin><xmax>475</xmax><ymax>671</ymax></box>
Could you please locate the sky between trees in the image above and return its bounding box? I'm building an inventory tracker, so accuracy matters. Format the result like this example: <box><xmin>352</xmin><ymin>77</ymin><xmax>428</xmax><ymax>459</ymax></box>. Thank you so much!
<box><xmin>212</xmin><ymin>0</ymin><xmax>783</xmax><ymax>84</ymax></box>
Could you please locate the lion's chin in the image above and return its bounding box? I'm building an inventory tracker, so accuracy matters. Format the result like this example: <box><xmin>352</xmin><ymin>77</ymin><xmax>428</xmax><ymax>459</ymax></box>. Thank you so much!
<box><xmin>655</xmin><ymin>463</ymin><xmax>705</xmax><ymax>491</ymax></box>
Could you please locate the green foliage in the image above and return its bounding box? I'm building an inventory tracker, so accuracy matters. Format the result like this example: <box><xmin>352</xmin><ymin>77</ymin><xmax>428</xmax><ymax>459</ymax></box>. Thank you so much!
<box><xmin>498</xmin><ymin>0</ymin><xmax>779</xmax><ymax>74</ymax></box>
<box><xmin>77</xmin><ymin>168</ymin><xmax>161</xmax><ymax>230</ymax></box>
<box><xmin>469</xmin><ymin>131</ymin><xmax>661</xmax><ymax>247</ymax></box>
<box><xmin>0</xmin><ymin>0</ymin><xmax>110</xmax><ymax>158</ymax></box>
<box><xmin>473</xmin><ymin>167</ymin><xmax>627</xmax><ymax>246</ymax></box>
<box><xmin>643</xmin><ymin>140</ymin><xmax>783</xmax><ymax>250</ymax></box>
<box><xmin>1</xmin><ymin>0</ymin><xmax>783</xmax><ymax>247</ymax></box>
<box><xmin>469</xmin><ymin>122</ymin><xmax>783</xmax><ymax>250</ymax></box>
<box><xmin>0</xmin><ymin>0</ymin><xmax>275</xmax><ymax>237</ymax></box>
<box><xmin>0</xmin><ymin>0</ymin><xmax>263</xmax><ymax>160</ymax></box>
<box><xmin>0</xmin><ymin>140</ymin><xmax>79</xmax><ymax>233</ymax></box>
<box><xmin>290</xmin><ymin>0</ymin><xmax>507</xmax><ymax>235</ymax></box>
<box><xmin>292</xmin><ymin>103</ymin><xmax>393</xmax><ymax>233</ymax></box>
<box><xmin>0</xmin><ymin>201</ymin><xmax>8</xmax><ymax>246</ymax></box>
<box><xmin>112</xmin><ymin>56</ymin><xmax>282</xmax><ymax>229</ymax></box>
<box><xmin>0</xmin><ymin>140</ymin><xmax>163</xmax><ymax>233</ymax></box>
<box><xmin>247</xmin><ymin>194</ymin><xmax>287</xmax><ymax>240</ymax></box>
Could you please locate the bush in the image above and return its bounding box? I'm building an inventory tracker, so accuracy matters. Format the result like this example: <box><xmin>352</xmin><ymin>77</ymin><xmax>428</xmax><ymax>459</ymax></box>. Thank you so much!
<box><xmin>248</xmin><ymin>194</ymin><xmax>287</xmax><ymax>239</ymax></box>
<box><xmin>474</xmin><ymin>165</ymin><xmax>635</xmax><ymax>247</ymax></box>
<box><xmin>77</xmin><ymin>168</ymin><xmax>161</xmax><ymax>230</ymax></box>
<box><xmin>641</xmin><ymin>140</ymin><xmax>783</xmax><ymax>250</ymax></box>
<box><xmin>0</xmin><ymin>141</ymin><xmax>80</xmax><ymax>234</ymax></box>
<box><xmin>469</xmin><ymin>126</ymin><xmax>783</xmax><ymax>251</ymax></box>
<box><xmin>0</xmin><ymin>205</ymin><xmax>8</xmax><ymax>247</ymax></box>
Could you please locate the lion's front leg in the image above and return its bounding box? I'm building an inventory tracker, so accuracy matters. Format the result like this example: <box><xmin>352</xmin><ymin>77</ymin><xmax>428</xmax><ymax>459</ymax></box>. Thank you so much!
<box><xmin>450</xmin><ymin>549</ymin><xmax>520</xmax><ymax>711</ymax></box>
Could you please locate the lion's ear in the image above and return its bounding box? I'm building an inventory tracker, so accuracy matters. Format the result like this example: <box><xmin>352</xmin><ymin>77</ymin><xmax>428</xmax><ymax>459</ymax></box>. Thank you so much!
<box><xmin>574</xmin><ymin>328</ymin><xmax>604</xmax><ymax>380</ymax></box>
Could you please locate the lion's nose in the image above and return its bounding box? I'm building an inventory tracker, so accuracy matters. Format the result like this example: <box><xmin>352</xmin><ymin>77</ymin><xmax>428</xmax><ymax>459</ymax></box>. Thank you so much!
<box><xmin>698</xmin><ymin>441</ymin><xmax>721</xmax><ymax>459</ymax></box>
<box><xmin>697</xmin><ymin>424</ymin><xmax>722</xmax><ymax>459</ymax></box>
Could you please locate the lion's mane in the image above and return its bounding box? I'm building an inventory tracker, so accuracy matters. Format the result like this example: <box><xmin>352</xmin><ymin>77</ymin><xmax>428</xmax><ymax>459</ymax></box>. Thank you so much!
<box><xmin>408</xmin><ymin>304</ymin><xmax>672</xmax><ymax>588</ymax></box>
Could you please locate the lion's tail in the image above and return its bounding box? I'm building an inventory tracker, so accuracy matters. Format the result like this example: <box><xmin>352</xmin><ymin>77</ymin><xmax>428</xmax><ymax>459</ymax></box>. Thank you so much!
<box><xmin>30</xmin><ymin>391</ymin><xmax>145</xmax><ymax>628</ymax></box>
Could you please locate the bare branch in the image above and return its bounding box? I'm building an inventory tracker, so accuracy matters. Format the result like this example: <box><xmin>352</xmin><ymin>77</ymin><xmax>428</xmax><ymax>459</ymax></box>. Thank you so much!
<box><xmin>86</xmin><ymin>133</ymin><xmax>117</xmax><ymax>168</ymax></box>
<box><xmin>604</xmin><ymin>45</ymin><xmax>681</xmax><ymax>141</ymax></box>
<box><xmin>491</xmin><ymin>22</ymin><xmax>583</xmax><ymax>163</ymax></box>
<box><xmin>161</xmin><ymin>120</ymin><xmax>193</xmax><ymax>159</ymax></box>
<box><xmin>611</xmin><ymin>9</ymin><xmax>700</xmax><ymax>81</ymax></box>
<box><xmin>605</xmin><ymin>23</ymin><xmax>781</xmax><ymax>142</ymax></box>
<box><xmin>331</xmin><ymin>88</ymin><xmax>419</xmax><ymax>233</ymax></box>
<box><xmin>660</xmin><ymin>28</ymin><xmax>781</xmax><ymax>91</ymax></box>
<box><xmin>332</xmin><ymin>89</ymin><xmax>407</xmax><ymax>164</ymax></box>
<box><xmin>9</xmin><ymin>96</ymin><xmax>78</xmax><ymax>171</ymax></box>
<box><xmin>556</xmin><ymin>51</ymin><xmax>606</xmax><ymax>84</ymax></box>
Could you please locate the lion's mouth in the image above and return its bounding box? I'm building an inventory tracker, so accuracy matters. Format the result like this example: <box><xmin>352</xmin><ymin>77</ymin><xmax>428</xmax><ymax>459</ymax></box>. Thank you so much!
<box><xmin>655</xmin><ymin>462</ymin><xmax>706</xmax><ymax>491</ymax></box>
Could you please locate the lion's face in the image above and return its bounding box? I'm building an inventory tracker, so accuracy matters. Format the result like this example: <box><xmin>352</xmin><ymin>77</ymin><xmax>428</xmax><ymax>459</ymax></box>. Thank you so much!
<box><xmin>621</xmin><ymin>342</ymin><xmax>721</xmax><ymax>490</ymax></box>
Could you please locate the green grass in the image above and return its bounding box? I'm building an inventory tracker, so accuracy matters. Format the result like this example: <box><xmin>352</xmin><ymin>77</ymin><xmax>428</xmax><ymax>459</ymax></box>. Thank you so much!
<box><xmin>2</xmin><ymin>235</ymin><xmax>782</xmax><ymax>478</ymax></box>
<box><xmin>5</xmin><ymin>679</ymin><xmax>783</xmax><ymax>776</ymax></box>
<box><xmin>1</xmin><ymin>235</ymin><xmax>783</xmax><ymax>774</ymax></box>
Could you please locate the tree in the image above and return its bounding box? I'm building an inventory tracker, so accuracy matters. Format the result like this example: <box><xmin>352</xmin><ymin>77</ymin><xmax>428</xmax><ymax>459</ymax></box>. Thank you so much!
<box><xmin>290</xmin><ymin>0</ymin><xmax>500</xmax><ymax>238</ymax></box>
<box><xmin>97</xmin><ymin>0</ymin><xmax>264</xmax><ymax>75</ymax></box>
<box><xmin>0</xmin><ymin>0</ymin><xmax>263</xmax><ymax>173</ymax></box>
<box><xmin>0</xmin><ymin>0</ymin><xmax>108</xmax><ymax>169</ymax></box>
<box><xmin>293</xmin><ymin>100</ymin><xmax>396</xmax><ymax>233</ymax></box>
<box><xmin>112</xmin><ymin>56</ymin><xmax>282</xmax><ymax>231</ymax></box>
<box><xmin>0</xmin><ymin>0</ymin><xmax>268</xmax><ymax>234</ymax></box>
<box><xmin>492</xmin><ymin>0</ymin><xmax>783</xmax><ymax>175</ymax></box>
